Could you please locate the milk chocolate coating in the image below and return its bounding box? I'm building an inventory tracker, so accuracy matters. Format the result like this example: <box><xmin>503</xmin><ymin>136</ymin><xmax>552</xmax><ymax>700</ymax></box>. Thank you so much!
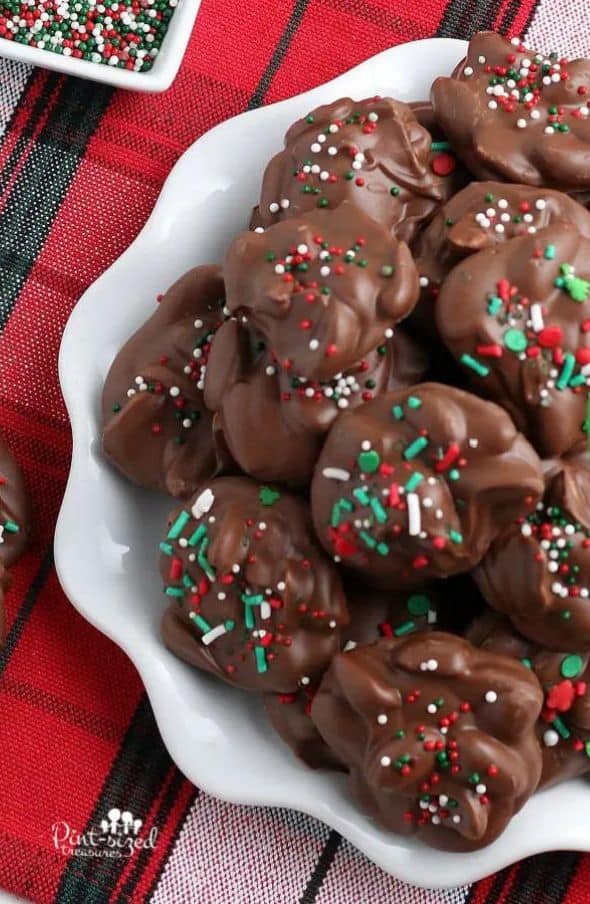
<box><xmin>160</xmin><ymin>477</ymin><xmax>348</xmax><ymax>693</ymax></box>
<box><xmin>250</xmin><ymin>97</ymin><xmax>447</xmax><ymax>244</ymax></box>
<box><xmin>468</xmin><ymin>611</ymin><xmax>590</xmax><ymax>788</ymax></box>
<box><xmin>311</xmin><ymin>382</ymin><xmax>544</xmax><ymax>588</ymax></box>
<box><xmin>475</xmin><ymin>461</ymin><xmax>590</xmax><ymax>651</ymax></box>
<box><xmin>224</xmin><ymin>203</ymin><xmax>419</xmax><ymax>381</ymax></box>
<box><xmin>413</xmin><ymin>181</ymin><xmax>590</xmax><ymax>335</ymax></box>
<box><xmin>0</xmin><ymin>435</ymin><xmax>30</xmax><ymax>568</ymax></box>
<box><xmin>102</xmin><ymin>266</ymin><xmax>228</xmax><ymax>498</ymax></box>
<box><xmin>264</xmin><ymin>582</ymin><xmax>441</xmax><ymax>770</ymax></box>
<box><xmin>436</xmin><ymin>222</ymin><xmax>590</xmax><ymax>459</ymax></box>
<box><xmin>431</xmin><ymin>32</ymin><xmax>590</xmax><ymax>190</ymax></box>
<box><xmin>311</xmin><ymin>632</ymin><xmax>543</xmax><ymax>851</ymax></box>
<box><xmin>204</xmin><ymin>317</ymin><xmax>427</xmax><ymax>486</ymax></box>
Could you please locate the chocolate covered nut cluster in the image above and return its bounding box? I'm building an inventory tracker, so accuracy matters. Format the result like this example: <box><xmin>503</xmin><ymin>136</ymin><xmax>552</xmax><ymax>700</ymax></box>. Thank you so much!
<box><xmin>311</xmin><ymin>632</ymin><xmax>543</xmax><ymax>851</ymax></box>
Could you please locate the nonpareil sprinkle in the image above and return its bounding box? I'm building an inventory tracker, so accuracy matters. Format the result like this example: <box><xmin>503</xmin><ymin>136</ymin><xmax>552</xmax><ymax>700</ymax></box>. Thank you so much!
<box><xmin>0</xmin><ymin>0</ymin><xmax>178</xmax><ymax>72</ymax></box>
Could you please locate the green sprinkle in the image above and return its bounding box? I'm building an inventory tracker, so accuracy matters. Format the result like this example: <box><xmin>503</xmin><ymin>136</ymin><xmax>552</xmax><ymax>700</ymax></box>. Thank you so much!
<box><xmin>242</xmin><ymin>593</ymin><xmax>264</xmax><ymax>606</ymax></box>
<box><xmin>487</xmin><ymin>296</ymin><xmax>503</xmax><ymax>315</ymax></box>
<box><xmin>359</xmin><ymin>531</ymin><xmax>376</xmax><ymax>550</ymax></box>
<box><xmin>395</xmin><ymin>729</ymin><xmax>406</xmax><ymax>739</ymax></box>
<box><xmin>460</xmin><ymin>353</ymin><xmax>490</xmax><ymax>377</ymax></box>
<box><xmin>183</xmin><ymin>574</ymin><xmax>193</xmax><ymax>589</ymax></box>
<box><xmin>407</xmin><ymin>594</ymin><xmax>430</xmax><ymax>617</ymax></box>
<box><xmin>259</xmin><ymin>486</ymin><xmax>280</xmax><ymax>506</ymax></box>
<box><xmin>167</xmin><ymin>510</ymin><xmax>190</xmax><ymax>540</ymax></box>
<box><xmin>394</xmin><ymin>620</ymin><xmax>416</xmax><ymax>636</ymax></box>
<box><xmin>197</xmin><ymin>538</ymin><xmax>216</xmax><ymax>580</ymax></box>
<box><xmin>370</xmin><ymin>497</ymin><xmax>388</xmax><ymax>523</ymax></box>
<box><xmin>560</xmin><ymin>654</ymin><xmax>584</xmax><ymax>679</ymax></box>
<box><xmin>112</xmin><ymin>403</ymin><xmax>121</xmax><ymax>413</ymax></box>
<box><xmin>305</xmin><ymin>114</ymin><xmax>314</xmax><ymax>123</ymax></box>
<box><xmin>353</xmin><ymin>488</ymin><xmax>371</xmax><ymax>506</ymax></box>
<box><xmin>431</xmin><ymin>140</ymin><xmax>451</xmax><ymax>152</ymax></box>
<box><xmin>255</xmin><ymin>647</ymin><xmax>268</xmax><ymax>674</ymax></box>
<box><xmin>376</xmin><ymin>542</ymin><xmax>389</xmax><ymax>556</ymax></box>
<box><xmin>358</xmin><ymin>449</ymin><xmax>380</xmax><ymax>473</ymax></box>
<box><xmin>165</xmin><ymin>587</ymin><xmax>184</xmax><ymax>598</ymax></box>
<box><xmin>405</xmin><ymin>472</ymin><xmax>424</xmax><ymax>493</ymax></box>
<box><xmin>318</xmin><ymin>198</ymin><xmax>329</xmax><ymax>208</ymax></box>
<box><xmin>403</xmin><ymin>436</ymin><xmax>428</xmax><ymax>461</ymax></box>
<box><xmin>392</xmin><ymin>404</ymin><xmax>404</xmax><ymax>420</ymax></box>
<box><xmin>521</xmin><ymin>657</ymin><xmax>533</xmax><ymax>669</ymax></box>
<box><xmin>484</xmin><ymin>192</ymin><xmax>495</xmax><ymax>203</ymax></box>
<box><xmin>380</xmin><ymin>265</ymin><xmax>395</xmax><ymax>277</ymax></box>
<box><xmin>449</xmin><ymin>530</ymin><xmax>463</xmax><ymax>544</ymax></box>
<box><xmin>585</xmin><ymin>740</ymin><xmax>590</xmax><ymax>759</ymax></box>
<box><xmin>468</xmin><ymin>772</ymin><xmax>480</xmax><ymax>785</ymax></box>
<box><xmin>557</xmin><ymin>353</ymin><xmax>576</xmax><ymax>390</ymax></box>
<box><xmin>159</xmin><ymin>542</ymin><xmax>173</xmax><ymax>556</ymax></box>
<box><xmin>544</xmin><ymin>244</ymin><xmax>556</xmax><ymax>260</ymax></box>
<box><xmin>448</xmin><ymin>468</ymin><xmax>460</xmax><ymax>481</ymax></box>
<box><xmin>407</xmin><ymin>396</ymin><xmax>422</xmax><ymax>410</ymax></box>
<box><xmin>188</xmin><ymin>523</ymin><xmax>207</xmax><ymax>547</ymax></box>
<box><xmin>224</xmin><ymin>620</ymin><xmax>235</xmax><ymax>631</ymax></box>
<box><xmin>552</xmin><ymin>716</ymin><xmax>571</xmax><ymax>739</ymax></box>
<box><xmin>189</xmin><ymin>612</ymin><xmax>212</xmax><ymax>634</ymax></box>
<box><xmin>504</xmin><ymin>328</ymin><xmax>527</xmax><ymax>353</ymax></box>
<box><xmin>564</xmin><ymin>275</ymin><xmax>590</xmax><ymax>302</ymax></box>
<box><xmin>344</xmin><ymin>171</ymin><xmax>354</xmax><ymax>180</ymax></box>
<box><xmin>570</xmin><ymin>374</ymin><xmax>586</xmax><ymax>387</ymax></box>
<box><xmin>390</xmin><ymin>186</ymin><xmax>401</xmax><ymax>196</ymax></box>
<box><xmin>561</xmin><ymin>610</ymin><xmax>572</xmax><ymax>620</ymax></box>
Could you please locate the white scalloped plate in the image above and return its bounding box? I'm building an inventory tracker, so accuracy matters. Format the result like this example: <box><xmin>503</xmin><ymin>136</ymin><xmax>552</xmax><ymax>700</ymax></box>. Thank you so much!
<box><xmin>55</xmin><ymin>38</ymin><xmax>590</xmax><ymax>889</ymax></box>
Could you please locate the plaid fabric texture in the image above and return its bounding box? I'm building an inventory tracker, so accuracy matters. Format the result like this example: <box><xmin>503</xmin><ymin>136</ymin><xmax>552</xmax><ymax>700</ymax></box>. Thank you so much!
<box><xmin>0</xmin><ymin>1</ymin><xmax>588</xmax><ymax>901</ymax></box>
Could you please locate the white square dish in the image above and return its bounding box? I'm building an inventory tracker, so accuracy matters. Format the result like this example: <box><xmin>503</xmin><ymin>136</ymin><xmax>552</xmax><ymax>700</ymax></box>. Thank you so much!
<box><xmin>55</xmin><ymin>37</ymin><xmax>590</xmax><ymax>888</ymax></box>
<box><xmin>0</xmin><ymin>0</ymin><xmax>201</xmax><ymax>92</ymax></box>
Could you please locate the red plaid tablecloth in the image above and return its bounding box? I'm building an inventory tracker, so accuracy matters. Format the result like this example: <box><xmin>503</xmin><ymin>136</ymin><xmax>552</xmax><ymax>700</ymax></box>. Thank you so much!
<box><xmin>1</xmin><ymin>1</ymin><xmax>590</xmax><ymax>901</ymax></box>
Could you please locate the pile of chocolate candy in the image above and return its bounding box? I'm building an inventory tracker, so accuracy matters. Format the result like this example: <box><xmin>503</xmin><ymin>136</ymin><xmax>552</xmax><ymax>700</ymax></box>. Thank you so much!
<box><xmin>102</xmin><ymin>31</ymin><xmax>590</xmax><ymax>851</ymax></box>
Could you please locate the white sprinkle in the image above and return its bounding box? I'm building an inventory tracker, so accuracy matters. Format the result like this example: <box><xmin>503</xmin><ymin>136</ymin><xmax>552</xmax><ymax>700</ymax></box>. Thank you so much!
<box><xmin>488</xmin><ymin>101</ymin><xmax>498</xmax><ymax>110</ymax></box>
<box><xmin>530</xmin><ymin>303</ymin><xmax>544</xmax><ymax>332</ymax></box>
<box><xmin>427</xmin><ymin>703</ymin><xmax>437</xmax><ymax>714</ymax></box>
<box><xmin>464</xmin><ymin>66</ymin><xmax>473</xmax><ymax>76</ymax></box>
<box><xmin>280</xmin><ymin>199</ymin><xmax>290</xmax><ymax>209</ymax></box>
<box><xmin>543</xmin><ymin>729</ymin><xmax>559</xmax><ymax>747</ymax></box>
<box><xmin>419</xmin><ymin>276</ymin><xmax>429</xmax><ymax>287</ymax></box>
<box><xmin>484</xmin><ymin>690</ymin><xmax>498</xmax><ymax>703</ymax></box>
<box><xmin>300</xmin><ymin>676</ymin><xmax>310</xmax><ymax>686</ymax></box>
<box><xmin>380</xmin><ymin>755</ymin><xmax>392</xmax><ymax>767</ymax></box>
<box><xmin>497</xmin><ymin>198</ymin><xmax>508</xmax><ymax>209</ymax></box>
<box><xmin>192</xmin><ymin>488</ymin><xmax>215</xmax><ymax>520</ymax></box>
<box><xmin>384</xmin><ymin>328</ymin><xmax>394</xmax><ymax>339</ymax></box>
<box><xmin>322</xmin><ymin>467</ymin><xmax>351</xmax><ymax>481</ymax></box>
<box><xmin>475</xmin><ymin>783</ymin><xmax>487</xmax><ymax>795</ymax></box>
<box><xmin>521</xmin><ymin>523</ymin><xmax>533</xmax><ymax>537</ymax></box>
<box><xmin>201</xmin><ymin>623</ymin><xmax>228</xmax><ymax>646</ymax></box>
<box><xmin>407</xmin><ymin>493</ymin><xmax>421</xmax><ymax>536</ymax></box>
<box><xmin>530</xmin><ymin>109</ymin><xmax>541</xmax><ymax>120</ymax></box>
<box><xmin>535</xmin><ymin>198</ymin><xmax>546</xmax><ymax>210</ymax></box>
<box><xmin>478</xmin><ymin>54</ymin><xmax>486</xmax><ymax>63</ymax></box>
<box><xmin>310</xmin><ymin>142</ymin><xmax>321</xmax><ymax>153</ymax></box>
<box><xmin>377</xmin><ymin>714</ymin><xmax>388</xmax><ymax>725</ymax></box>
<box><xmin>327</xmin><ymin>146</ymin><xmax>338</xmax><ymax>156</ymax></box>
<box><xmin>516</xmin><ymin>118</ymin><xmax>527</xmax><ymax>129</ymax></box>
<box><xmin>452</xmin><ymin>814</ymin><xmax>461</xmax><ymax>824</ymax></box>
<box><xmin>368</xmin><ymin>111</ymin><xmax>379</xmax><ymax>122</ymax></box>
<box><xmin>343</xmin><ymin>640</ymin><xmax>357</xmax><ymax>652</ymax></box>
<box><xmin>260</xmin><ymin>602</ymin><xmax>272</xmax><ymax>620</ymax></box>
<box><xmin>309</xmin><ymin>339</ymin><xmax>319</xmax><ymax>351</ymax></box>
<box><xmin>277</xmin><ymin>581</ymin><xmax>286</xmax><ymax>591</ymax></box>
<box><xmin>269</xmin><ymin>202</ymin><xmax>280</xmax><ymax>213</ymax></box>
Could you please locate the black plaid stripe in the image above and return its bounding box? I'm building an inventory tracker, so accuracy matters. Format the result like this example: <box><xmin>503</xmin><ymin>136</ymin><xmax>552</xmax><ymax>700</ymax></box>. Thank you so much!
<box><xmin>0</xmin><ymin>71</ymin><xmax>60</xmax><ymax>194</ymax></box>
<box><xmin>437</xmin><ymin>0</ymin><xmax>506</xmax><ymax>38</ymax></box>
<box><xmin>300</xmin><ymin>830</ymin><xmax>342</xmax><ymax>904</ymax></box>
<box><xmin>0</xmin><ymin>77</ymin><xmax>113</xmax><ymax>321</ymax></box>
<box><xmin>54</xmin><ymin>695</ymin><xmax>177</xmax><ymax>903</ymax></box>
<box><xmin>248</xmin><ymin>0</ymin><xmax>312</xmax><ymax>109</ymax></box>
<box><xmin>0</xmin><ymin>550</ymin><xmax>54</xmax><ymax>679</ymax></box>
<box><xmin>466</xmin><ymin>850</ymin><xmax>581</xmax><ymax>904</ymax></box>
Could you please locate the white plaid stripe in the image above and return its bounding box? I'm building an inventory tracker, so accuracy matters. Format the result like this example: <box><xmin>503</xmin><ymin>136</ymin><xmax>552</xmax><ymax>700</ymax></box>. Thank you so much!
<box><xmin>0</xmin><ymin>60</ymin><xmax>31</xmax><ymax>140</ymax></box>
